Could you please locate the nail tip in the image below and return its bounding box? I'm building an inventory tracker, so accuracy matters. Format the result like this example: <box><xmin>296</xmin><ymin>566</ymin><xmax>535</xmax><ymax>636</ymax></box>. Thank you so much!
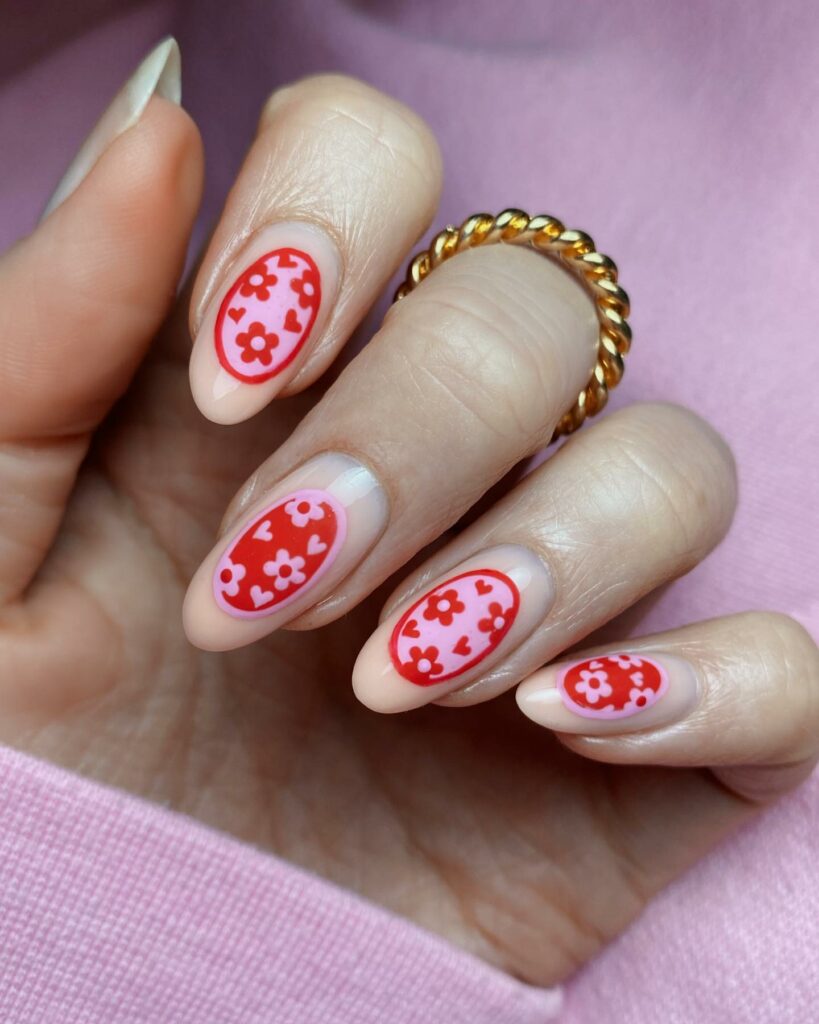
<box><xmin>351</xmin><ymin>665</ymin><xmax>396</xmax><ymax>715</ymax></box>
<box><xmin>195</xmin><ymin>402</ymin><xmax>250</xmax><ymax>427</ymax></box>
<box><xmin>39</xmin><ymin>36</ymin><xmax>183</xmax><ymax>222</ymax></box>
<box><xmin>138</xmin><ymin>36</ymin><xmax>182</xmax><ymax>108</ymax></box>
<box><xmin>515</xmin><ymin>687</ymin><xmax>552</xmax><ymax>726</ymax></box>
<box><xmin>188</xmin><ymin>375</ymin><xmax>243</xmax><ymax>426</ymax></box>
<box><xmin>153</xmin><ymin>36</ymin><xmax>182</xmax><ymax>106</ymax></box>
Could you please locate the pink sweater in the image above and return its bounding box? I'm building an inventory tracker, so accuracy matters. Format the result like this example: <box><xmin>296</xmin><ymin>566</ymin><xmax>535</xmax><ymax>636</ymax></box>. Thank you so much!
<box><xmin>0</xmin><ymin>2</ymin><xmax>817</xmax><ymax>1020</ymax></box>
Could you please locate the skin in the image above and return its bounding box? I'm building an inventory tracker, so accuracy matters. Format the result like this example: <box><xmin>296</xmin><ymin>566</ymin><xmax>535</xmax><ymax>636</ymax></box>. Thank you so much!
<box><xmin>1</xmin><ymin>76</ymin><xmax>817</xmax><ymax>988</ymax></box>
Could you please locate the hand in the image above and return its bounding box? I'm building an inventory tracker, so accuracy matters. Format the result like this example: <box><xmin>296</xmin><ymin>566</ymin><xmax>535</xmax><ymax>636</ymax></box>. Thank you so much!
<box><xmin>2</xmin><ymin>55</ymin><xmax>816</xmax><ymax>986</ymax></box>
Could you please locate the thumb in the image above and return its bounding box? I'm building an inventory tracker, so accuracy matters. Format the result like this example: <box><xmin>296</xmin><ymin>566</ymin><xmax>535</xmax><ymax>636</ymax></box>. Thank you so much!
<box><xmin>0</xmin><ymin>38</ymin><xmax>203</xmax><ymax>603</ymax></box>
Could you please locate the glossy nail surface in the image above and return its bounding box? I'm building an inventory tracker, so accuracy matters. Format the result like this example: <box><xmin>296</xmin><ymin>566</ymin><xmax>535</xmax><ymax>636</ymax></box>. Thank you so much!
<box><xmin>190</xmin><ymin>223</ymin><xmax>340</xmax><ymax>423</ymax></box>
<box><xmin>215</xmin><ymin>248</ymin><xmax>320</xmax><ymax>383</ymax></box>
<box><xmin>353</xmin><ymin>545</ymin><xmax>554</xmax><ymax>713</ymax></box>
<box><xmin>517</xmin><ymin>652</ymin><xmax>699</xmax><ymax>734</ymax></box>
<box><xmin>390</xmin><ymin>569</ymin><xmax>520</xmax><ymax>686</ymax></box>
<box><xmin>213</xmin><ymin>489</ymin><xmax>346</xmax><ymax>619</ymax></box>
<box><xmin>184</xmin><ymin>453</ymin><xmax>386</xmax><ymax>650</ymax></box>
<box><xmin>42</xmin><ymin>37</ymin><xmax>181</xmax><ymax>219</ymax></box>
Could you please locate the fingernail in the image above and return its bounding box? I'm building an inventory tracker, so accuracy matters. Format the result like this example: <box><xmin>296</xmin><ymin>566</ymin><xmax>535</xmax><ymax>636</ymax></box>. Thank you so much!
<box><xmin>42</xmin><ymin>37</ymin><xmax>181</xmax><ymax>219</ymax></box>
<box><xmin>183</xmin><ymin>453</ymin><xmax>387</xmax><ymax>651</ymax></box>
<box><xmin>353</xmin><ymin>545</ymin><xmax>555</xmax><ymax>713</ymax></box>
<box><xmin>516</xmin><ymin>652</ymin><xmax>699</xmax><ymax>733</ymax></box>
<box><xmin>189</xmin><ymin>223</ymin><xmax>341</xmax><ymax>423</ymax></box>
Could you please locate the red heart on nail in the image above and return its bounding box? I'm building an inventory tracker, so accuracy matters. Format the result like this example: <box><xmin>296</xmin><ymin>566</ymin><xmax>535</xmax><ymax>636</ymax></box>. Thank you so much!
<box><xmin>284</xmin><ymin>308</ymin><xmax>301</xmax><ymax>333</ymax></box>
<box><xmin>475</xmin><ymin>579</ymin><xmax>492</xmax><ymax>595</ymax></box>
<box><xmin>453</xmin><ymin>636</ymin><xmax>472</xmax><ymax>656</ymax></box>
<box><xmin>277</xmin><ymin>252</ymin><xmax>297</xmax><ymax>268</ymax></box>
<box><xmin>228</xmin><ymin>307</ymin><xmax>245</xmax><ymax>323</ymax></box>
<box><xmin>403</xmin><ymin>619</ymin><xmax>420</xmax><ymax>638</ymax></box>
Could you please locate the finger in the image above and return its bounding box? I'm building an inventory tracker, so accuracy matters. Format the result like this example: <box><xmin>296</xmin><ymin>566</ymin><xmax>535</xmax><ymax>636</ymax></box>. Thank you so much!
<box><xmin>516</xmin><ymin>612</ymin><xmax>819</xmax><ymax>802</ymax></box>
<box><xmin>187</xmin><ymin>74</ymin><xmax>442</xmax><ymax>424</ymax></box>
<box><xmin>183</xmin><ymin>242</ymin><xmax>599</xmax><ymax>650</ymax></box>
<box><xmin>351</xmin><ymin>403</ymin><xmax>736</xmax><ymax>711</ymax></box>
<box><xmin>0</xmin><ymin>41</ymin><xmax>203</xmax><ymax>603</ymax></box>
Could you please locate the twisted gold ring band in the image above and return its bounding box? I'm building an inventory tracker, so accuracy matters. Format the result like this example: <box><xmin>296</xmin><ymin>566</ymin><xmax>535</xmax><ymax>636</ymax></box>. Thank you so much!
<box><xmin>393</xmin><ymin>209</ymin><xmax>631</xmax><ymax>443</ymax></box>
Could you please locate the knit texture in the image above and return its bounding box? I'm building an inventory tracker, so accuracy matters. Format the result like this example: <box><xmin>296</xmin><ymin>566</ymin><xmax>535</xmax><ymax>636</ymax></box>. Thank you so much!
<box><xmin>0</xmin><ymin>746</ymin><xmax>560</xmax><ymax>1023</ymax></box>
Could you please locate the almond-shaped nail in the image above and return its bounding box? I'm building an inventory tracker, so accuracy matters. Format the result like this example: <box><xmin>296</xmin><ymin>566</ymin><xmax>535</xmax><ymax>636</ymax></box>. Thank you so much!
<box><xmin>42</xmin><ymin>37</ymin><xmax>181</xmax><ymax>219</ymax></box>
<box><xmin>189</xmin><ymin>223</ymin><xmax>341</xmax><ymax>423</ymax></box>
<box><xmin>516</xmin><ymin>652</ymin><xmax>699</xmax><ymax>734</ymax></box>
<box><xmin>183</xmin><ymin>453</ymin><xmax>387</xmax><ymax>651</ymax></box>
<box><xmin>353</xmin><ymin>545</ymin><xmax>555</xmax><ymax>713</ymax></box>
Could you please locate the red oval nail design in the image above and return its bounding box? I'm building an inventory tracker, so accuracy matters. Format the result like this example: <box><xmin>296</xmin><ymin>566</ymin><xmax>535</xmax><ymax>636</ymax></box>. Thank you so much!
<box><xmin>557</xmin><ymin>654</ymin><xmax>668</xmax><ymax>719</ymax></box>
<box><xmin>389</xmin><ymin>569</ymin><xmax>520</xmax><ymax>686</ymax></box>
<box><xmin>215</xmin><ymin>248</ymin><xmax>321</xmax><ymax>383</ymax></box>
<box><xmin>213</xmin><ymin>489</ymin><xmax>346</xmax><ymax>618</ymax></box>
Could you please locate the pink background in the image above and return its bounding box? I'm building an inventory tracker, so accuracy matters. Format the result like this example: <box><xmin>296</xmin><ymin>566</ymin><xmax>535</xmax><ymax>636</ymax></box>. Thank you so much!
<box><xmin>1</xmin><ymin>1</ymin><xmax>817</xmax><ymax>1021</ymax></box>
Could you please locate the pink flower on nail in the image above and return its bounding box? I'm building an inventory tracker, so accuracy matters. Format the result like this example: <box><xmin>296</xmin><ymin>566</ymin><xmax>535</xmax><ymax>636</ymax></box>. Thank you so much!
<box><xmin>625</xmin><ymin>686</ymin><xmax>653</xmax><ymax>712</ymax></box>
<box><xmin>239</xmin><ymin>261</ymin><xmax>278</xmax><ymax>301</ymax></box>
<box><xmin>575</xmin><ymin>668</ymin><xmax>612</xmax><ymax>705</ymax></box>
<box><xmin>217</xmin><ymin>558</ymin><xmax>246</xmax><ymax>597</ymax></box>
<box><xmin>236</xmin><ymin>321</ymin><xmax>279</xmax><ymax>365</ymax></box>
<box><xmin>423</xmin><ymin>588</ymin><xmax>465</xmax><ymax>626</ymax></box>
<box><xmin>263</xmin><ymin>548</ymin><xmax>306</xmax><ymax>591</ymax></box>
<box><xmin>285</xmin><ymin>497</ymin><xmax>325</xmax><ymax>529</ymax></box>
<box><xmin>478</xmin><ymin>601</ymin><xmax>514</xmax><ymax>643</ymax></box>
<box><xmin>406</xmin><ymin>645</ymin><xmax>443</xmax><ymax>680</ymax></box>
<box><xmin>290</xmin><ymin>268</ymin><xmax>320</xmax><ymax>309</ymax></box>
<box><xmin>611</xmin><ymin>654</ymin><xmax>643</xmax><ymax>670</ymax></box>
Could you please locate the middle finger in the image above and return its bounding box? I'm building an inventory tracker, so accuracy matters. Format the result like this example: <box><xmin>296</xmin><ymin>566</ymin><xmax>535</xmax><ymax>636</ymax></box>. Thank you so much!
<box><xmin>184</xmin><ymin>241</ymin><xmax>598</xmax><ymax>650</ymax></box>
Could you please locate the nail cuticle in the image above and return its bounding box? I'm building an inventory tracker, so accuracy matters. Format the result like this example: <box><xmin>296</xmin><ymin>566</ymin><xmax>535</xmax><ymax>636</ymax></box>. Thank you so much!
<box><xmin>42</xmin><ymin>37</ymin><xmax>181</xmax><ymax>219</ymax></box>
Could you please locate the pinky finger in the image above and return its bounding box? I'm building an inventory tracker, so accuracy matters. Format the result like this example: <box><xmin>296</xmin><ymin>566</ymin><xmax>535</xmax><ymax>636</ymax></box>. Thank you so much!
<box><xmin>516</xmin><ymin>612</ymin><xmax>819</xmax><ymax>802</ymax></box>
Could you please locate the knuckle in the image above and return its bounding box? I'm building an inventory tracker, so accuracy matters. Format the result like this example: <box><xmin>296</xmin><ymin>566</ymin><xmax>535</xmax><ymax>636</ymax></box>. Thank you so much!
<box><xmin>749</xmin><ymin>612</ymin><xmax>819</xmax><ymax>682</ymax></box>
<box><xmin>593</xmin><ymin>403</ymin><xmax>737</xmax><ymax>563</ymax></box>
<box><xmin>396</xmin><ymin>289</ymin><xmax>554</xmax><ymax>449</ymax></box>
<box><xmin>734</xmin><ymin>612</ymin><xmax>819</xmax><ymax>758</ymax></box>
<box><xmin>388</xmin><ymin>246</ymin><xmax>597</xmax><ymax>449</ymax></box>
<box><xmin>260</xmin><ymin>74</ymin><xmax>441</xmax><ymax>191</ymax></box>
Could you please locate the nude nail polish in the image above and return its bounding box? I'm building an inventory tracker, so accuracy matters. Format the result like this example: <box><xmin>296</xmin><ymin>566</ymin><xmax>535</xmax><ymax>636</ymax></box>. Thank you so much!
<box><xmin>183</xmin><ymin>453</ymin><xmax>387</xmax><ymax>650</ymax></box>
<box><xmin>42</xmin><ymin>37</ymin><xmax>181</xmax><ymax>219</ymax></box>
<box><xmin>353</xmin><ymin>545</ymin><xmax>555</xmax><ymax>713</ymax></box>
<box><xmin>516</xmin><ymin>652</ymin><xmax>699</xmax><ymax>734</ymax></box>
<box><xmin>189</xmin><ymin>223</ymin><xmax>341</xmax><ymax>423</ymax></box>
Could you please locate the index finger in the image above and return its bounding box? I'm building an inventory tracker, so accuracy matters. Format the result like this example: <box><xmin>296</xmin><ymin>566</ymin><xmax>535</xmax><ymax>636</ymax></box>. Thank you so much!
<box><xmin>188</xmin><ymin>74</ymin><xmax>442</xmax><ymax>423</ymax></box>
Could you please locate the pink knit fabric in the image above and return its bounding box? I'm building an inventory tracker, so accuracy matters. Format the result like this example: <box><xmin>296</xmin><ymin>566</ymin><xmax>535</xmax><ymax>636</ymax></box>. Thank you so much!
<box><xmin>0</xmin><ymin>746</ymin><xmax>559</xmax><ymax>1023</ymax></box>
<box><xmin>0</xmin><ymin>2</ymin><xmax>817</xmax><ymax>1021</ymax></box>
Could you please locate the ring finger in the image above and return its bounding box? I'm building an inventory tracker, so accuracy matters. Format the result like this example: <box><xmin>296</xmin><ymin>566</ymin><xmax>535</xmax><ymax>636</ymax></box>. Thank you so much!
<box><xmin>352</xmin><ymin>402</ymin><xmax>737</xmax><ymax>711</ymax></box>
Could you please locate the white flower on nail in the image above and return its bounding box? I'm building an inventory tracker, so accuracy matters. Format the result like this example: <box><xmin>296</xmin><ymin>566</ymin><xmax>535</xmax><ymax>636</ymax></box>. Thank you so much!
<box><xmin>217</xmin><ymin>558</ymin><xmax>246</xmax><ymax>597</ymax></box>
<box><xmin>576</xmin><ymin>669</ymin><xmax>612</xmax><ymax>705</ymax></box>
<box><xmin>625</xmin><ymin>686</ymin><xmax>653</xmax><ymax>712</ymax></box>
<box><xmin>611</xmin><ymin>654</ymin><xmax>643</xmax><ymax>670</ymax></box>
<box><xmin>263</xmin><ymin>548</ymin><xmax>307</xmax><ymax>591</ymax></box>
<box><xmin>630</xmin><ymin>671</ymin><xmax>645</xmax><ymax>687</ymax></box>
<box><xmin>285</xmin><ymin>497</ymin><xmax>325</xmax><ymax>528</ymax></box>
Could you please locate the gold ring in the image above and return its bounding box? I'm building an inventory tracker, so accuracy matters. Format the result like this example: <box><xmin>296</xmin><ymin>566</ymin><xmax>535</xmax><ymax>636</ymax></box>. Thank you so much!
<box><xmin>393</xmin><ymin>209</ymin><xmax>631</xmax><ymax>443</ymax></box>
